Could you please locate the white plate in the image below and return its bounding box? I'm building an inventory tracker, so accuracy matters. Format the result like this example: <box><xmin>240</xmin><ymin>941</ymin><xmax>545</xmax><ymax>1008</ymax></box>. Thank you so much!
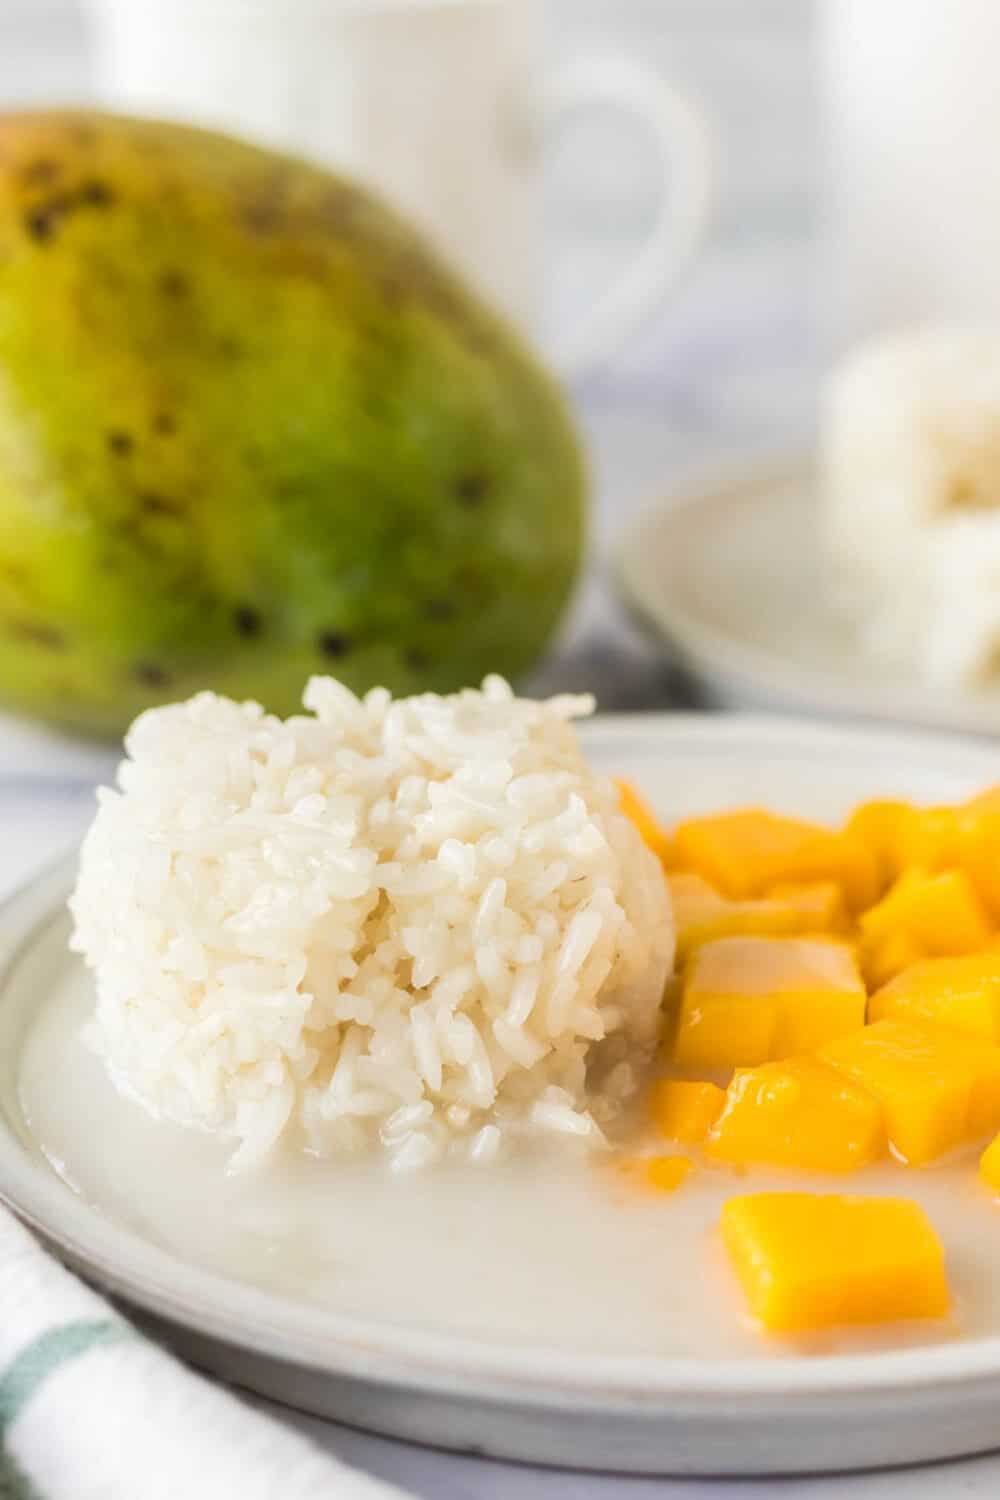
<box><xmin>5</xmin><ymin>714</ymin><xmax>1000</xmax><ymax>1478</ymax></box>
<box><xmin>615</xmin><ymin>457</ymin><xmax>1000</xmax><ymax>737</ymax></box>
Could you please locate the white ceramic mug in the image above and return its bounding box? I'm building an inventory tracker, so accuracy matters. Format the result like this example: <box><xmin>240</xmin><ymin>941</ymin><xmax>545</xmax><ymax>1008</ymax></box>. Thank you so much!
<box><xmin>821</xmin><ymin>0</ymin><xmax>1000</xmax><ymax>352</ymax></box>
<box><xmin>84</xmin><ymin>0</ymin><xmax>713</xmax><ymax>377</ymax></box>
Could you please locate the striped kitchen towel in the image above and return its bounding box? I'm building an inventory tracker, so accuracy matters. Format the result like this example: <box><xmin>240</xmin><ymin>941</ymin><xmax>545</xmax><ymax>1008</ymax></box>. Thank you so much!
<box><xmin>0</xmin><ymin>1208</ymin><xmax>411</xmax><ymax>1500</ymax></box>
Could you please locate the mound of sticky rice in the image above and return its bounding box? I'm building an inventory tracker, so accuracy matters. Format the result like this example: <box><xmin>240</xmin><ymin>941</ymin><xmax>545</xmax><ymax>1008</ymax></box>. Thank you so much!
<box><xmin>825</xmin><ymin>328</ymin><xmax>1000</xmax><ymax>683</ymax></box>
<box><xmin>70</xmin><ymin>676</ymin><xmax>673</xmax><ymax>1170</ymax></box>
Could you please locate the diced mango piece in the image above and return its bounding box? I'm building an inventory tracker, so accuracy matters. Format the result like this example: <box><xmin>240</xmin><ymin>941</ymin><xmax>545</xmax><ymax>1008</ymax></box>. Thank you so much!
<box><xmin>980</xmin><ymin>1133</ymin><xmax>1000</xmax><ymax>1192</ymax></box>
<box><xmin>618</xmin><ymin>1154</ymin><xmax>693</xmax><ymax>1194</ymax></box>
<box><xmin>672</xmin><ymin>809</ymin><xmax>878</xmax><ymax>912</ymax></box>
<box><xmin>649</xmin><ymin>1079</ymin><xmax>726</xmax><ymax>1143</ymax></box>
<box><xmin>894</xmin><ymin>807</ymin><xmax>964</xmax><ymax>877</ymax></box>
<box><xmin>669</xmin><ymin>874</ymin><xmax>849</xmax><ymax>963</ymax></box>
<box><xmin>869</xmin><ymin>953</ymin><xmax>1000</xmax><ymax>1040</ymax></box>
<box><xmin>766</xmin><ymin>882</ymin><xmax>851</xmax><ymax>934</ymax></box>
<box><xmin>706</xmin><ymin>1058</ymin><xmax>885</xmax><ymax>1173</ymax></box>
<box><xmin>859</xmin><ymin>869</ymin><xmax>993</xmax><ymax>988</ymax></box>
<box><xmin>669</xmin><ymin>874</ymin><xmax>786</xmax><ymax>960</ymax></box>
<box><xmin>865</xmin><ymin>931</ymin><xmax>924</xmax><ymax>989</ymax></box>
<box><xmin>844</xmin><ymin>800</ymin><xmax>918</xmax><ymax>888</ymax></box>
<box><xmin>721</xmin><ymin>1193</ymin><xmax>949</xmax><ymax>1333</ymax></box>
<box><xmin>674</xmin><ymin>963</ymin><xmax>777</xmax><ymax>1072</ymax></box>
<box><xmin>646</xmin><ymin>1155</ymin><xmax>693</xmax><ymax>1192</ymax></box>
<box><xmin>954</xmin><ymin>807</ymin><xmax>1000</xmax><ymax>921</ymax></box>
<box><xmin>669</xmin><ymin>874</ymin><xmax>734</xmax><ymax>960</ymax></box>
<box><xmin>616</xmin><ymin>779</ymin><xmax>674</xmax><ymax>865</ymax></box>
<box><xmin>819</xmin><ymin>1018</ymin><xmax>1000</xmax><ymax>1165</ymax></box>
<box><xmin>674</xmin><ymin>936</ymin><xmax>867</xmax><ymax>1071</ymax></box>
<box><xmin>848</xmin><ymin>799</ymin><xmax>973</xmax><ymax>885</ymax></box>
<box><xmin>844</xmin><ymin>801</ymin><xmax>962</xmax><ymax>886</ymax></box>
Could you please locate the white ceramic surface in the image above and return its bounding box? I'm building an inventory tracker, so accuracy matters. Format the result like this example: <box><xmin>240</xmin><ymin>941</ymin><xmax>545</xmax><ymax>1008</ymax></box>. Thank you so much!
<box><xmin>5</xmin><ymin>714</ymin><xmax>1000</xmax><ymax>1476</ymax></box>
<box><xmin>615</xmin><ymin>458</ymin><xmax>1000</xmax><ymax>737</ymax></box>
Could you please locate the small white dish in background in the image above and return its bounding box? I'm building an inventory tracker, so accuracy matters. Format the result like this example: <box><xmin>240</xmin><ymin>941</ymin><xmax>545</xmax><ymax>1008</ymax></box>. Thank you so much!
<box><xmin>5</xmin><ymin>715</ymin><xmax>1000</xmax><ymax>1476</ymax></box>
<box><xmin>615</xmin><ymin>457</ymin><xmax>1000</xmax><ymax>737</ymax></box>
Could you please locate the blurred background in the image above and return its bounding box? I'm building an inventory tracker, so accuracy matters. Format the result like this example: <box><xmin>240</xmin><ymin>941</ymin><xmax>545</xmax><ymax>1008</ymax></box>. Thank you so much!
<box><xmin>0</xmin><ymin>0</ymin><xmax>817</xmax><ymax>708</ymax></box>
<box><xmin>7</xmin><ymin>0</ymin><xmax>997</xmax><ymax>871</ymax></box>
<box><xmin>0</xmin><ymin>0</ymin><xmax>816</xmax><ymax>444</ymax></box>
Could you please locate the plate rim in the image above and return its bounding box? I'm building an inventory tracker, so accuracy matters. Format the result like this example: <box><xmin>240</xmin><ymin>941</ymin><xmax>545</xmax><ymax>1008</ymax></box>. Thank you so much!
<box><xmin>613</xmin><ymin>454</ymin><xmax>1000</xmax><ymax>736</ymax></box>
<box><xmin>6</xmin><ymin>712</ymin><xmax>1000</xmax><ymax>1415</ymax></box>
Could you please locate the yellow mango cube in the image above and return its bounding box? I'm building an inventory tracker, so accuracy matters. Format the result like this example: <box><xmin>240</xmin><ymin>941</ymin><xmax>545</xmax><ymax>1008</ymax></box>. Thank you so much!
<box><xmin>706</xmin><ymin>1058</ymin><xmax>885</xmax><ymax>1173</ymax></box>
<box><xmin>669</xmin><ymin>874</ymin><xmax>848</xmax><ymax>964</ymax></box>
<box><xmin>616</xmin><ymin>779</ymin><xmax>674</xmax><ymax>866</ymax></box>
<box><xmin>955</xmin><ymin>807</ymin><xmax>1000</xmax><ymax>921</ymax></box>
<box><xmin>894</xmin><ymin>807</ymin><xmax>964</xmax><ymax>877</ymax></box>
<box><xmin>819</xmin><ymin>1018</ymin><xmax>1000</xmax><ymax>1165</ymax></box>
<box><xmin>766</xmin><ymin>882</ymin><xmax>850</xmax><ymax>934</ymax></box>
<box><xmin>721</xmin><ymin>1193</ymin><xmax>949</xmax><ymax>1333</ymax></box>
<box><xmin>846</xmin><ymin>800</ymin><xmax>964</xmax><ymax>887</ymax></box>
<box><xmin>669</xmin><ymin>874</ymin><xmax>737</xmax><ymax>961</ymax></box>
<box><xmin>671</xmin><ymin>808</ymin><xmax>878</xmax><ymax>912</ymax></box>
<box><xmin>864</xmin><ymin>931</ymin><xmax>924</xmax><ymax>989</ymax></box>
<box><xmin>674</xmin><ymin>936</ymin><xmax>867</xmax><ymax>1071</ymax></box>
<box><xmin>980</xmin><ymin>1133</ymin><xmax>1000</xmax><ymax>1192</ymax></box>
<box><xmin>844</xmin><ymin>799</ymin><xmax>917</xmax><ymax>888</ymax></box>
<box><xmin>649</xmin><ymin>1078</ymin><xmax>726</xmax><ymax>1143</ymax></box>
<box><xmin>618</xmin><ymin>1155</ymin><xmax>693</xmax><ymax>1194</ymax></box>
<box><xmin>646</xmin><ymin>1155</ymin><xmax>693</xmax><ymax>1192</ymax></box>
<box><xmin>859</xmin><ymin>869</ymin><xmax>993</xmax><ymax>988</ymax></box>
<box><xmin>869</xmin><ymin>953</ymin><xmax>1000</xmax><ymax>1040</ymax></box>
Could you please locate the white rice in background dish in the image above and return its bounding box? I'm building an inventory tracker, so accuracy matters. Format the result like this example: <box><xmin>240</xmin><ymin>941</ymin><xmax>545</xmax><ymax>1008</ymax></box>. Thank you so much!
<box><xmin>824</xmin><ymin>327</ymin><xmax>1000</xmax><ymax>685</ymax></box>
<box><xmin>70</xmin><ymin>676</ymin><xmax>673</xmax><ymax>1171</ymax></box>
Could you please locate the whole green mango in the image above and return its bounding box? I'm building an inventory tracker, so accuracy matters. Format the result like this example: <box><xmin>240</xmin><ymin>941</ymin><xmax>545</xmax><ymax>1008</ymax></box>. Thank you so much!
<box><xmin>0</xmin><ymin>111</ymin><xmax>585</xmax><ymax>734</ymax></box>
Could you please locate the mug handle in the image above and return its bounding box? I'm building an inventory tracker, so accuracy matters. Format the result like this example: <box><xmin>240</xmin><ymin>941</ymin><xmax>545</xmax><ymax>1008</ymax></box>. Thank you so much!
<box><xmin>542</xmin><ymin>55</ymin><xmax>714</xmax><ymax>380</ymax></box>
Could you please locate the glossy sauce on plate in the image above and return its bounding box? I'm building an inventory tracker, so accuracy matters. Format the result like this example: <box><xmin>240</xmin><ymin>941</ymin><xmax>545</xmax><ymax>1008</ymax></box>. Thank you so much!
<box><xmin>17</xmin><ymin>960</ymin><xmax>1000</xmax><ymax>1361</ymax></box>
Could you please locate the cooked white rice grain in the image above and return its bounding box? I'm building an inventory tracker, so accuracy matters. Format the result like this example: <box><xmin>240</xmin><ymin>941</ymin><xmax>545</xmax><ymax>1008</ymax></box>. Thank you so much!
<box><xmin>70</xmin><ymin>675</ymin><xmax>673</xmax><ymax>1169</ymax></box>
<box><xmin>825</xmin><ymin>328</ymin><xmax>1000</xmax><ymax>683</ymax></box>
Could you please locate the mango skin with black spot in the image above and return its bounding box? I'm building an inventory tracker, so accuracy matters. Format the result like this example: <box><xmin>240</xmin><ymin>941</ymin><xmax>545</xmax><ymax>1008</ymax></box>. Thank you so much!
<box><xmin>0</xmin><ymin>111</ymin><xmax>585</xmax><ymax>735</ymax></box>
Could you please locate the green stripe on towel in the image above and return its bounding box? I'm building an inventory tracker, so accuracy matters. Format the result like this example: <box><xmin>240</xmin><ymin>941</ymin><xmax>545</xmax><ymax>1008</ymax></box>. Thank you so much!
<box><xmin>0</xmin><ymin>1319</ymin><xmax>132</xmax><ymax>1439</ymax></box>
